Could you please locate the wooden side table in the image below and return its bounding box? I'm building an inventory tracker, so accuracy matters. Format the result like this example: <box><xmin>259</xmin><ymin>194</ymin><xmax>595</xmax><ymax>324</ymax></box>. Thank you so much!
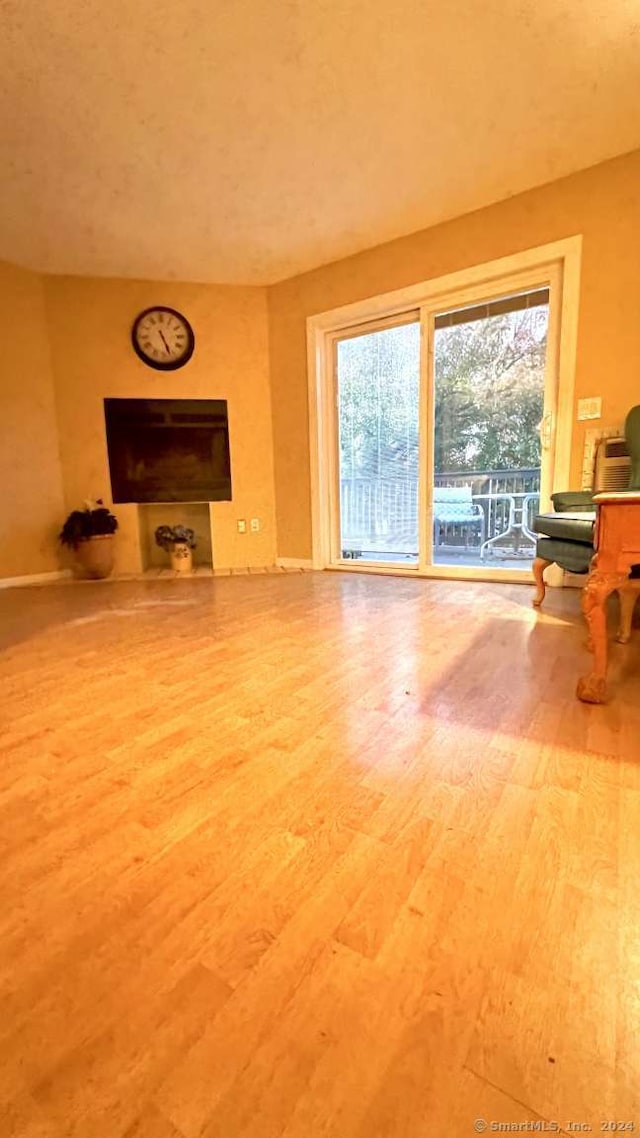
<box><xmin>577</xmin><ymin>491</ymin><xmax>640</xmax><ymax>703</ymax></box>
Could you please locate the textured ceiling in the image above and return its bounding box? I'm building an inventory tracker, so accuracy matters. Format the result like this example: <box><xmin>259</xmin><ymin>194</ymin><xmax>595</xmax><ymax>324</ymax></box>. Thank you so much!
<box><xmin>0</xmin><ymin>0</ymin><xmax>639</xmax><ymax>284</ymax></box>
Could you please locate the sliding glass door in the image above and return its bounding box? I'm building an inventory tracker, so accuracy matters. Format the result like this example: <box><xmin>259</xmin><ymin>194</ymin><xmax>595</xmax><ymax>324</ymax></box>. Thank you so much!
<box><xmin>335</xmin><ymin>318</ymin><xmax>420</xmax><ymax>566</ymax></box>
<box><xmin>327</xmin><ymin>278</ymin><xmax>558</xmax><ymax>578</ymax></box>
<box><xmin>431</xmin><ymin>289</ymin><xmax>550</xmax><ymax>571</ymax></box>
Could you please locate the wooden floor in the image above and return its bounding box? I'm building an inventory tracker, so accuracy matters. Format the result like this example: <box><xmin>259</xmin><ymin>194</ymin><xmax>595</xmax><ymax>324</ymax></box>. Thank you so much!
<box><xmin>1</xmin><ymin>572</ymin><xmax>639</xmax><ymax>1138</ymax></box>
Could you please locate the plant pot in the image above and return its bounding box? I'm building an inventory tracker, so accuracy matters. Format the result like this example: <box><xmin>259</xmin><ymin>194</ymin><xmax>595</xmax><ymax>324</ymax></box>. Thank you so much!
<box><xmin>170</xmin><ymin>543</ymin><xmax>193</xmax><ymax>574</ymax></box>
<box><xmin>73</xmin><ymin>534</ymin><xmax>115</xmax><ymax>579</ymax></box>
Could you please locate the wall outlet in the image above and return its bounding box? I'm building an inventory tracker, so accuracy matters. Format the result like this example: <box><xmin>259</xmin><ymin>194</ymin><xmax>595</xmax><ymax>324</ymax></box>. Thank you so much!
<box><xmin>250</xmin><ymin>518</ymin><xmax>260</xmax><ymax>533</ymax></box>
<box><xmin>237</xmin><ymin>519</ymin><xmax>246</xmax><ymax>534</ymax></box>
<box><xmin>577</xmin><ymin>397</ymin><xmax>602</xmax><ymax>421</ymax></box>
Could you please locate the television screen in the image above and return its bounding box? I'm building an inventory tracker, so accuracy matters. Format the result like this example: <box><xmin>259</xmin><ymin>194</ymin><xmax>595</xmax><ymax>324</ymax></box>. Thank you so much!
<box><xmin>104</xmin><ymin>398</ymin><xmax>231</xmax><ymax>503</ymax></box>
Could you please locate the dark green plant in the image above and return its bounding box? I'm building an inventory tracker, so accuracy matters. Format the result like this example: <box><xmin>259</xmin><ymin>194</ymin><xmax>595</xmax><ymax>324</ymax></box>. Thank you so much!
<box><xmin>154</xmin><ymin>524</ymin><xmax>197</xmax><ymax>551</ymax></box>
<box><xmin>59</xmin><ymin>500</ymin><xmax>118</xmax><ymax>549</ymax></box>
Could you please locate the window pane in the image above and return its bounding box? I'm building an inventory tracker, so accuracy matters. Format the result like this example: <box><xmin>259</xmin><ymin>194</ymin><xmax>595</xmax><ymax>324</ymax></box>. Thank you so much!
<box><xmin>432</xmin><ymin>295</ymin><xmax>549</xmax><ymax>569</ymax></box>
<box><xmin>337</xmin><ymin>322</ymin><xmax>420</xmax><ymax>565</ymax></box>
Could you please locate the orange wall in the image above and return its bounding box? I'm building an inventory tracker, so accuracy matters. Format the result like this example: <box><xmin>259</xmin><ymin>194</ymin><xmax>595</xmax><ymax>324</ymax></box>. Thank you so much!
<box><xmin>4</xmin><ymin>148</ymin><xmax>640</xmax><ymax>576</ymax></box>
<box><xmin>0</xmin><ymin>260</ymin><xmax>65</xmax><ymax>578</ymax></box>
<box><xmin>268</xmin><ymin>149</ymin><xmax>640</xmax><ymax>559</ymax></box>
<box><xmin>44</xmin><ymin>277</ymin><xmax>276</xmax><ymax>573</ymax></box>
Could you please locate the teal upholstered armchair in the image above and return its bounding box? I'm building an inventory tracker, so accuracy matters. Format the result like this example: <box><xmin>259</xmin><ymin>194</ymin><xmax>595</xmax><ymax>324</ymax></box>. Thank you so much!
<box><xmin>532</xmin><ymin>405</ymin><xmax>640</xmax><ymax>608</ymax></box>
<box><xmin>628</xmin><ymin>404</ymin><xmax>640</xmax><ymax>489</ymax></box>
<box><xmin>532</xmin><ymin>492</ymin><xmax>595</xmax><ymax>606</ymax></box>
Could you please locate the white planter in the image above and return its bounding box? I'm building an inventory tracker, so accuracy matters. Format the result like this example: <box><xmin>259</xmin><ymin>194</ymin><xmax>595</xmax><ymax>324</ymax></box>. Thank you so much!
<box><xmin>170</xmin><ymin>543</ymin><xmax>193</xmax><ymax>574</ymax></box>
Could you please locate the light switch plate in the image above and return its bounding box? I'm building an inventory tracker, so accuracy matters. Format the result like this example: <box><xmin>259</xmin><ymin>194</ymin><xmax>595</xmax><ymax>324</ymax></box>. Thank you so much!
<box><xmin>577</xmin><ymin>397</ymin><xmax>602</xmax><ymax>421</ymax></box>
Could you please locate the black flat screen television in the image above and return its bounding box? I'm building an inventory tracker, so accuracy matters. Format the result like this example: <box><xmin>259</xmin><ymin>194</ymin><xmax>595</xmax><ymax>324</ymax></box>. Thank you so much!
<box><xmin>104</xmin><ymin>398</ymin><xmax>232</xmax><ymax>503</ymax></box>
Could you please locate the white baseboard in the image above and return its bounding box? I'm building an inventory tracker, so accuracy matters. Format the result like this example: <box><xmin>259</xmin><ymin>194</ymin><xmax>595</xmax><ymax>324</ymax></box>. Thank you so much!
<box><xmin>276</xmin><ymin>557</ymin><xmax>315</xmax><ymax>570</ymax></box>
<box><xmin>0</xmin><ymin>569</ymin><xmax>71</xmax><ymax>590</ymax></box>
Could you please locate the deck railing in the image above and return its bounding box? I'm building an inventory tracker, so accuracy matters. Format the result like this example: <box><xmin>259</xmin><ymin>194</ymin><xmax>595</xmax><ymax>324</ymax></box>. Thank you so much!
<box><xmin>340</xmin><ymin>468</ymin><xmax>541</xmax><ymax>554</ymax></box>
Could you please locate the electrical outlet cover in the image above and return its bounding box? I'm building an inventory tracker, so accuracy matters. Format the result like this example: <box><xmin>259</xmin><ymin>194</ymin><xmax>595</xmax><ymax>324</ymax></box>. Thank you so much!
<box><xmin>250</xmin><ymin>518</ymin><xmax>260</xmax><ymax>532</ymax></box>
<box><xmin>577</xmin><ymin>397</ymin><xmax>602</xmax><ymax>421</ymax></box>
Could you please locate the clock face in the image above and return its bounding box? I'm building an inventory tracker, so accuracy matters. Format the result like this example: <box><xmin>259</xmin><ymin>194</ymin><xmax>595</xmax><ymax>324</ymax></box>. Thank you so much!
<box><xmin>132</xmin><ymin>307</ymin><xmax>195</xmax><ymax>370</ymax></box>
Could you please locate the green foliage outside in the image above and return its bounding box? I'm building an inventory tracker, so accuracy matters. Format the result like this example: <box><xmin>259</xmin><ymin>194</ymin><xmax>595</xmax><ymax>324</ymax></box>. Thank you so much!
<box><xmin>338</xmin><ymin>306</ymin><xmax>547</xmax><ymax>479</ymax></box>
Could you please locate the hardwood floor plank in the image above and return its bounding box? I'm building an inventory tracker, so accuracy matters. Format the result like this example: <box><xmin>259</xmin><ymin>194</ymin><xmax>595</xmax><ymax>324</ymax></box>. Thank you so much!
<box><xmin>334</xmin><ymin>817</ymin><xmax>432</xmax><ymax>959</ymax></box>
<box><xmin>157</xmin><ymin>830</ymin><xmax>381</xmax><ymax>1137</ymax></box>
<box><xmin>124</xmin><ymin>1107</ymin><xmax>186</xmax><ymax>1137</ymax></box>
<box><xmin>0</xmin><ymin>573</ymin><xmax>638</xmax><ymax>1137</ymax></box>
<box><xmin>29</xmin><ymin>964</ymin><xmax>231</xmax><ymax>1138</ymax></box>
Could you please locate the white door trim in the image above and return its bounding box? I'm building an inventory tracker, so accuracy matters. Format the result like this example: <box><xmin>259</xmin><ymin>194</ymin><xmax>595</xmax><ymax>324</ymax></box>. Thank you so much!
<box><xmin>307</xmin><ymin>236</ymin><xmax>582</xmax><ymax>576</ymax></box>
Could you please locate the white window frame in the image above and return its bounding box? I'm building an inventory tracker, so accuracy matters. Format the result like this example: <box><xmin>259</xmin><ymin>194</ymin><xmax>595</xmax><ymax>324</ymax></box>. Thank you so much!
<box><xmin>307</xmin><ymin>236</ymin><xmax>582</xmax><ymax>581</ymax></box>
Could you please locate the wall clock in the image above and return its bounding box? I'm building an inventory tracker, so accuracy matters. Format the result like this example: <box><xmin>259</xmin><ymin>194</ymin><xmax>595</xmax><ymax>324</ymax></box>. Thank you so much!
<box><xmin>131</xmin><ymin>306</ymin><xmax>195</xmax><ymax>371</ymax></box>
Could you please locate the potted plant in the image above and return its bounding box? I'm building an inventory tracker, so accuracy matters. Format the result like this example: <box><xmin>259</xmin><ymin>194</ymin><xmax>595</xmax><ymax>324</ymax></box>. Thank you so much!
<box><xmin>59</xmin><ymin>499</ymin><xmax>119</xmax><ymax>579</ymax></box>
<box><xmin>155</xmin><ymin>524</ymin><xmax>196</xmax><ymax>574</ymax></box>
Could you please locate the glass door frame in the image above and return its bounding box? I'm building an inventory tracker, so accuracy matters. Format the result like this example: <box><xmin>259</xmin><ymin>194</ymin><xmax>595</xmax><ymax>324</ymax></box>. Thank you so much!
<box><xmin>307</xmin><ymin>238</ymin><xmax>581</xmax><ymax>583</ymax></box>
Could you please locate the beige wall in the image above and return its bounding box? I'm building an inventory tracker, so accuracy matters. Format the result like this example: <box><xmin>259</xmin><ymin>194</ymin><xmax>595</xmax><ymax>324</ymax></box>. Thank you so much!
<box><xmin>268</xmin><ymin>149</ymin><xmax>640</xmax><ymax>559</ymax></box>
<box><xmin>44</xmin><ymin>277</ymin><xmax>276</xmax><ymax>573</ymax></box>
<box><xmin>3</xmin><ymin>148</ymin><xmax>640</xmax><ymax>576</ymax></box>
<box><xmin>0</xmin><ymin>259</ymin><xmax>65</xmax><ymax>578</ymax></box>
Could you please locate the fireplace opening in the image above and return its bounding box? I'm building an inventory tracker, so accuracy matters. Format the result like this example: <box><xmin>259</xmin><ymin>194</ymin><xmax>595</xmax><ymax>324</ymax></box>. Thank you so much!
<box><xmin>104</xmin><ymin>399</ymin><xmax>231</xmax><ymax>503</ymax></box>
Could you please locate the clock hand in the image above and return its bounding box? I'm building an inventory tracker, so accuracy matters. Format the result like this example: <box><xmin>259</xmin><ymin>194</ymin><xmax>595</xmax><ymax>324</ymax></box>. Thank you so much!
<box><xmin>159</xmin><ymin>330</ymin><xmax>171</xmax><ymax>355</ymax></box>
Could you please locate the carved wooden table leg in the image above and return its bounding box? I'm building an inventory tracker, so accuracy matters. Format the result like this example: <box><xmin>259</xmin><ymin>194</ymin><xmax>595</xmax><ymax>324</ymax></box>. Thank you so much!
<box><xmin>617</xmin><ymin>582</ymin><xmax>640</xmax><ymax>644</ymax></box>
<box><xmin>532</xmin><ymin>556</ymin><xmax>552</xmax><ymax>608</ymax></box>
<box><xmin>575</xmin><ymin>493</ymin><xmax>640</xmax><ymax>702</ymax></box>
<box><xmin>577</xmin><ymin>569</ymin><xmax>629</xmax><ymax>703</ymax></box>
